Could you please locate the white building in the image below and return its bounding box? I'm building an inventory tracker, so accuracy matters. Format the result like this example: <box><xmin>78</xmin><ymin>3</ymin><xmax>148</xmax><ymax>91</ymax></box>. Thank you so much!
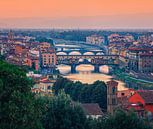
<box><xmin>86</xmin><ymin>35</ymin><xmax>104</xmax><ymax>46</ymax></box>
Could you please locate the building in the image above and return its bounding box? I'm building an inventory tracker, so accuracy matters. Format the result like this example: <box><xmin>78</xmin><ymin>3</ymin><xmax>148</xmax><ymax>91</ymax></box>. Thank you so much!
<box><xmin>117</xmin><ymin>89</ymin><xmax>153</xmax><ymax>120</ymax></box>
<box><xmin>81</xmin><ymin>103</ymin><xmax>103</xmax><ymax>119</ymax></box>
<box><xmin>128</xmin><ymin>90</ymin><xmax>153</xmax><ymax>119</ymax></box>
<box><xmin>119</xmin><ymin>56</ymin><xmax>129</xmax><ymax>68</ymax></box>
<box><xmin>109</xmin><ymin>47</ymin><xmax>120</xmax><ymax>55</ymax></box>
<box><xmin>139</xmin><ymin>53</ymin><xmax>153</xmax><ymax>73</ymax></box>
<box><xmin>86</xmin><ymin>35</ymin><xmax>104</xmax><ymax>46</ymax></box>
<box><xmin>41</xmin><ymin>50</ymin><xmax>56</xmax><ymax>68</ymax></box>
<box><xmin>32</xmin><ymin>77</ymin><xmax>56</xmax><ymax>95</ymax></box>
<box><xmin>39</xmin><ymin>42</ymin><xmax>51</xmax><ymax>51</ymax></box>
<box><xmin>15</xmin><ymin>44</ymin><xmax>27</xmax><ymax>55</ymax></box>
<box><xmin>25</xmin><ymin>49</ymin><xmax>40</xmax><ymax>71</ymax></box>
<box><xmin>108</xmin><ymin>34</ymin><xmax>134</xmax><ymax>44</ymax></box>
<box><xmin>40</xmin><ymin>43</ymin><xmax>57</xmax><ymax>68</ymax></box>
<box><xmin>107</xmin><ymin>80</ymin><xmax>118</xmax><ymax>114</ymax></box>
<box><xmin>0</xmin><ymin>43</ymin><xmax>5</xmax><ymax>55</ymax></box>
<box><xmin>128</xmin><ymin>47</ymin><xmax>153</xmax><ymax>73</ymax></box>
<box><xmin>138</xmin><ymin>35</ymin><xmax>153</xmax><ymax>44</ymax></box>
<box><xmin>26</xmin><ymin>56</ymin><xmax>39</xmax><ymax>71</ymax></box>
<box><xmin>117</xmin><ymin>89</ymin><xmax>135</xmax><ymax>98</ymax></box>
<box><xmin>117</xmin><ymin>89</ymin><xmax>135</xmax><ymax>110</ymax></box>
<box><xmin>8</xmin><ymin>30</ymin><xmax>14</xmax><ymax>43</ymax></box>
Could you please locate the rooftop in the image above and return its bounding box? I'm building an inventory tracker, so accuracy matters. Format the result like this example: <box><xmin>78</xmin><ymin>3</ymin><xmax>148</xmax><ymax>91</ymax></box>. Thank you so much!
<box><xmin>81</xmin><ymin>103</ymin><xmax>103</xmax><ymax>116</ymax></box>
<box><xmin>138</xmin><ymin>90</ymin><xmax>153</xmax><ymax>104</ymax></box>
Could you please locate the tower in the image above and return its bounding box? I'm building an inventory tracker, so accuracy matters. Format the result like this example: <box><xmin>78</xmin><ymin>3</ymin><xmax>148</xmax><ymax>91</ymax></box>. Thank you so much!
<box><xmin>8</xmin><ymin>30</ymin><xmax>14</xmax><ymax>43</ymax></box>
<box><xmin>107</xmin><ymin>80</ymin><xmax>118</xmax><ymax>114</ymax></box>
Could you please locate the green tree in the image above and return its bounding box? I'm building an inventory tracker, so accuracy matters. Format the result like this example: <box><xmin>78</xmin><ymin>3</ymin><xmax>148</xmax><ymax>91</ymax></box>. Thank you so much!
<box><xmin>42</xmin><ymin>91</ymin><xmax>88</xmax><ymax>129</ymax></box>
<box><xmin>53</xmin><ymin>77</ymin><xmax>70</xmax><ymax>95</ymax></box>
<box><xmin>97</xmin><ymin>110</ymin><xmax>152</xmax><ymax>129</ymax></box>
<box><xmin>53</xmin><ymin>77</ymin><xmax>107</xmax><ymax>110</ymax></box>
<box><xmin>90</xmin><ymin>81</ymin><xmax>107</xmax><ymax>110</ymax></box>
<box><xmin>0</xmin><ymin>60</ymin><xmax>43</xmax><ymax>129</ymax></box>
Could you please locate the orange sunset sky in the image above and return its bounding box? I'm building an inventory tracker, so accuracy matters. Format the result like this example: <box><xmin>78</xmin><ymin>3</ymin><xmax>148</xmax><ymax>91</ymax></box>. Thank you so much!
<box><xmin>0</xmin><ymin>0</ymin><xmax>153</xmax><ymax>29</ymax></box>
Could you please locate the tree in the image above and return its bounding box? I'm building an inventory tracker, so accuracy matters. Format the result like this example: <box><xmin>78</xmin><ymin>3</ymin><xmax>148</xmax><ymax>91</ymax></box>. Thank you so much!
<box><xmin>0</xmin><ymin>60</ymin><xmax>43</xmax><ymax>129</ymax></box>
<box><xmin>90</xmin><ymin>81</ymin><xmax>107</xmax><ymax>110</ymax></box>
<box><xmin>42</xmin><ymin>91</ymin><xmax>88</xmax><ymax>129</ymax></box>
<box><xmin>53</xmin><ymin>77</ymin><xmax>107</xmax><ymax>110</ymax></box>
<box><xmin>97</xmin><ymin>110</ymin><xmax>152</xmax><ymax>129</ymax></box>
<box><xmin>53</xmin><ymin>77</ymin><xmax>70</xmax><ymax>95</ymax></box>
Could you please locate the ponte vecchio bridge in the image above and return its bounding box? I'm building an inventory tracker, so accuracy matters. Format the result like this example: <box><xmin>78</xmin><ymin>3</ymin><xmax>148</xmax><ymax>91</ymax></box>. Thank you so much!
<box><xmin>56</xmin><ymin>54</ymin><xmax>119</xmax><ymax>73</ymax></box>
<box><xmin>55</xmin><ymin>41</ymin><xmax>118</xmax><ymax>73</ymax></box>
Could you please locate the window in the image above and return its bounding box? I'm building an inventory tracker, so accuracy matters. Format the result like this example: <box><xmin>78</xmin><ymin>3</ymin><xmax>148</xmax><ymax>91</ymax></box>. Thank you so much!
<box><xmin>108</xmin><ymin>98</ymin><xmax>110</xmax><ymax>105</ymax></box>
<box><xmin>121</xmin><ymin>93</ymin><xmax>125</xmax><ymax>96</ymax></box>
<box><xmin>112</xmin><ymin>98</ymin><xmax>116</xmax><ymax>105</ymax></box>
<box><xmin>47</xmin><ymin>86</ymin><xmax>51</xmax><ymax>90</ymax></box>
<box><xmin>112</xmin><ymin>87</ymin><xmax>116</xmax><ymax>94</ymax></box>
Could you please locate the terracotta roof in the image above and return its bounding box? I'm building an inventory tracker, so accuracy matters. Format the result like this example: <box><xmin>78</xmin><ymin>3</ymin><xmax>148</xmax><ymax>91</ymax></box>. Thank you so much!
<box><xmin>128</xmin><ymin>47</ymin><xmax>153</xmax><ymax>51</ymax></box>
<box><xmin>139</xmin><ymin>53</ymin><xmax>153</xmax><ymax>56</ymax></box>
<box><xmin>138</xmin><ymin>90</ymin><xmax>153</xmax><ymax>104</ymax></box>
<box><xmin>81</xmin><ymin>103</ymin><xmax>103</xmax><ymax>116</ymax></box>
<box><xmin>40</xmin><ymin>80</ymin><xmax>51</xmax><ymax>83</ymax></box>
<box><xmin>40</xmin><ymin>79</ymin><xmax>55</xmax><ymax>83</ymax></box>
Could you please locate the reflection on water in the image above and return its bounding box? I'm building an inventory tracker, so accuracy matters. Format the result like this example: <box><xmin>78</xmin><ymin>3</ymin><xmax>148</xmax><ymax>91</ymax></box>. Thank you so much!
<box><xmin>57</xmin><ymin>64</ymin><xmax>127</xmax><ymax>91</ymax></box>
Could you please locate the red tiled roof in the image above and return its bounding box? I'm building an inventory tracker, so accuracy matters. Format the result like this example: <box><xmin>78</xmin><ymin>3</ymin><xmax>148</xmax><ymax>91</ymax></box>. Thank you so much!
<box><xmin>81</xmin><ymin>103</ymin><xmax>103</xmax><ymax>116</ymax></box>
<box><xmin>138</xmin><ymin>90</ymin><xmax>153</xmax><ymax>104</ymax></box>
<box><xmin>128</xmin><ymin>47</ymin><xmax>153</xmax><ymax>51</ymax></box>
<box><xmin>139</xmin><ymin>53</ymin><xmax>153</xmax><ymax>56</ymax></box>
<box><xmin>40</xmin><ymin>80</ymin><xmax>51</xmax><ymax>83</ymax></box>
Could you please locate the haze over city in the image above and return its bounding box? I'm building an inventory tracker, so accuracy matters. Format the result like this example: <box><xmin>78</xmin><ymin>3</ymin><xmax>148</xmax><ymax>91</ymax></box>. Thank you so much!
<box><xmin>0</xmin><ymin>0</ymin><xmax>153</xmax><ymax>29</ymax></box>
<box><xmin>1</xmin><ymin>0</ymin><xmax>153</xmax><ymax>128</ymax></box>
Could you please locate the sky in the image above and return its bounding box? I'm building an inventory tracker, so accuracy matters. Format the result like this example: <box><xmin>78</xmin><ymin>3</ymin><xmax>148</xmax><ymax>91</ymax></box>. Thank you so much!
<box><xmin>0</xmin><ymin>0</ymin><xmax>153</xmax><ymax>29</ymax></box>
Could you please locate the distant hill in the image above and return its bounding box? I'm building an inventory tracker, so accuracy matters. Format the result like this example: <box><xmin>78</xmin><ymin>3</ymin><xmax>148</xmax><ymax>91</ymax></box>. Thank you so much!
<box><xmin>0</xmin><ymin>13</ymin><xmax>153</xmax><ymax>29</ymax></box>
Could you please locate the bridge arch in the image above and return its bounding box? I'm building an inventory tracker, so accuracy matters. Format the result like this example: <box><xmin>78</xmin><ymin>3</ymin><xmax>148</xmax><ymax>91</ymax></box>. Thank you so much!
<box><xmin>96</xmin><ymin>52</ymin><xmax>104</xmax><ymax>55</ymax></box>
<box><xmin>83</xmin><ymin>52</ymin><xmax>95</xmax><ymax>55</ymax></box>
<box><xmin>99</xmin><ymin>65</ymin><xmax>110</xmax><ymax>74</ymax></box>
<box><xmin>78</xmin><ymin>58</ymin><xmax>92</xmax><ymax>64</ymax></box>
<box><xmin>69</xmin><ymin>51</ymin><xmax>82</xmax><ymax>55</ymax></box>
<box><xmin>56</xmin><ymin>52</ymin><xmax>67</xmax><ymax>55</ymax></box>
<box><xmin>76</xmin><ymin>64</ymin><xmax>94</xmax><ymax>72</ymax></box>
<box><xmin>57</xmin><ymin>64</ymin><xmax>71</xmax><ymax>74</ymax></box>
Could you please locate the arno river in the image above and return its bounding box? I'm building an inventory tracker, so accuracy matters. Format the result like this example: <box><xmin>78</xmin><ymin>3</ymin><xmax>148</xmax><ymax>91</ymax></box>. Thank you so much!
<box><xmin>55</xmin><ymin>41</ymin><xmax>128</xmax><ymax>91</ymax></box>
<box><xmin>57</xmin><ymin>64</ymin><xmax>128</xmax><ymax>91</ymax></box>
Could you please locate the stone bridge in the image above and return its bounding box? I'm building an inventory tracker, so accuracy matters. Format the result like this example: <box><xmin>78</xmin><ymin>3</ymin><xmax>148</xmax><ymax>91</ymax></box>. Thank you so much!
<box><xmin>57</xmin><ymin>55</ymin><xmax>119</xmax><ymax>73</ymax></box>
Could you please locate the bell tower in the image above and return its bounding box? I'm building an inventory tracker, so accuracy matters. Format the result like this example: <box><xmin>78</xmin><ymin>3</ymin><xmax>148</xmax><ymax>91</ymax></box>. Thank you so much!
<box><xmin>107</xmin><ymin>80</ymin><xmax>118</xmax><ymax>114</ymax></box>
<box><xmin>8</xmin><ymin>30</ymin><xmax>14</xmax><ymax>43</ymax></box>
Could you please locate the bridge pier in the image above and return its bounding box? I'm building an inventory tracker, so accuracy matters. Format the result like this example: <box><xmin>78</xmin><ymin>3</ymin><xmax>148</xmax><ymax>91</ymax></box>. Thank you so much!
<box><xmin>94</xmin><ymin>64</ymin><xmax>100</xmax><ymax>73</ymax></box>
<box><xmin>71</xmin><ymin>64</ymin><xmax>77</xmax><ymax>73</ymax></box>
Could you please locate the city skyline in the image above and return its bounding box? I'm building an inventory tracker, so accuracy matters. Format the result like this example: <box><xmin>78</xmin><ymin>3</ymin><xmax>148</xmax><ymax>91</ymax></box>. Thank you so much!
<box><xmin>0</xmin><ymin>0</ymin><xmax>153</xmax><ymax>29</ymax></box>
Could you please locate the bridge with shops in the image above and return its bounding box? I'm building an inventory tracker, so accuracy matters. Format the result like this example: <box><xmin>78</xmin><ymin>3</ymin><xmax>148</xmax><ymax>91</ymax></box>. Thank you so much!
<box><xmin>56</xmin><ymin>55</ymin><xmax>119</xmax><ymax>73</ymax></box>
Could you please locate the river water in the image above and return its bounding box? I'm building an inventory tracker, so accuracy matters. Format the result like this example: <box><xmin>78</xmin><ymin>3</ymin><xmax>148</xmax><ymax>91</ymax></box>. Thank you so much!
<box><xmin>57</xmin><ymin>64</ymin><xmax>127</xmax><ymax>91</ymax></box>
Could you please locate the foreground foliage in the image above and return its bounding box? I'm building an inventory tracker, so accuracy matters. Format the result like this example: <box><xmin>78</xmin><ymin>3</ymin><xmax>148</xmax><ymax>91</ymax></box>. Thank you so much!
<box><xmin>42</xmin><ymin>92</ymin><xmax>88</xmax><ymax>129</ymax></box>
<box><xmin>0</xmin><ymin>61</ymin><xmax>152</xmax><ymax>129</ymax></box>
<box><xmin>0</xmin><ymin>60</ymin><xmax>43</xmax><ymax>129</ymax></box>
<box><xmin>91</xmin><ymin>110</ymin><xmax>152</xmax><ymax>129</ymax></box>
<box><xmin>53</xmin><ymin>77</ymin><xmax>107</xmax><ymax>110</ymax></box>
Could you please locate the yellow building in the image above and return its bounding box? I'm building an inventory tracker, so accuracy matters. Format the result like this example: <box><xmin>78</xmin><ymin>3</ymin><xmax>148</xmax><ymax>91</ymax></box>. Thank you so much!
<box><xmin>33</xmin><ymin>78</ymin><xmax>56</xmax><ymax>95</ymax></box>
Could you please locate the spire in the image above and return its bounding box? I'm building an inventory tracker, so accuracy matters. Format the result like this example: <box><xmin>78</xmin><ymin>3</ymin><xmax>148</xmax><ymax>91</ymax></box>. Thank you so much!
<box><xmin>8</xmin><ymin>30</ymin><xmax>14</xmax><ymax>43</ymax></box>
